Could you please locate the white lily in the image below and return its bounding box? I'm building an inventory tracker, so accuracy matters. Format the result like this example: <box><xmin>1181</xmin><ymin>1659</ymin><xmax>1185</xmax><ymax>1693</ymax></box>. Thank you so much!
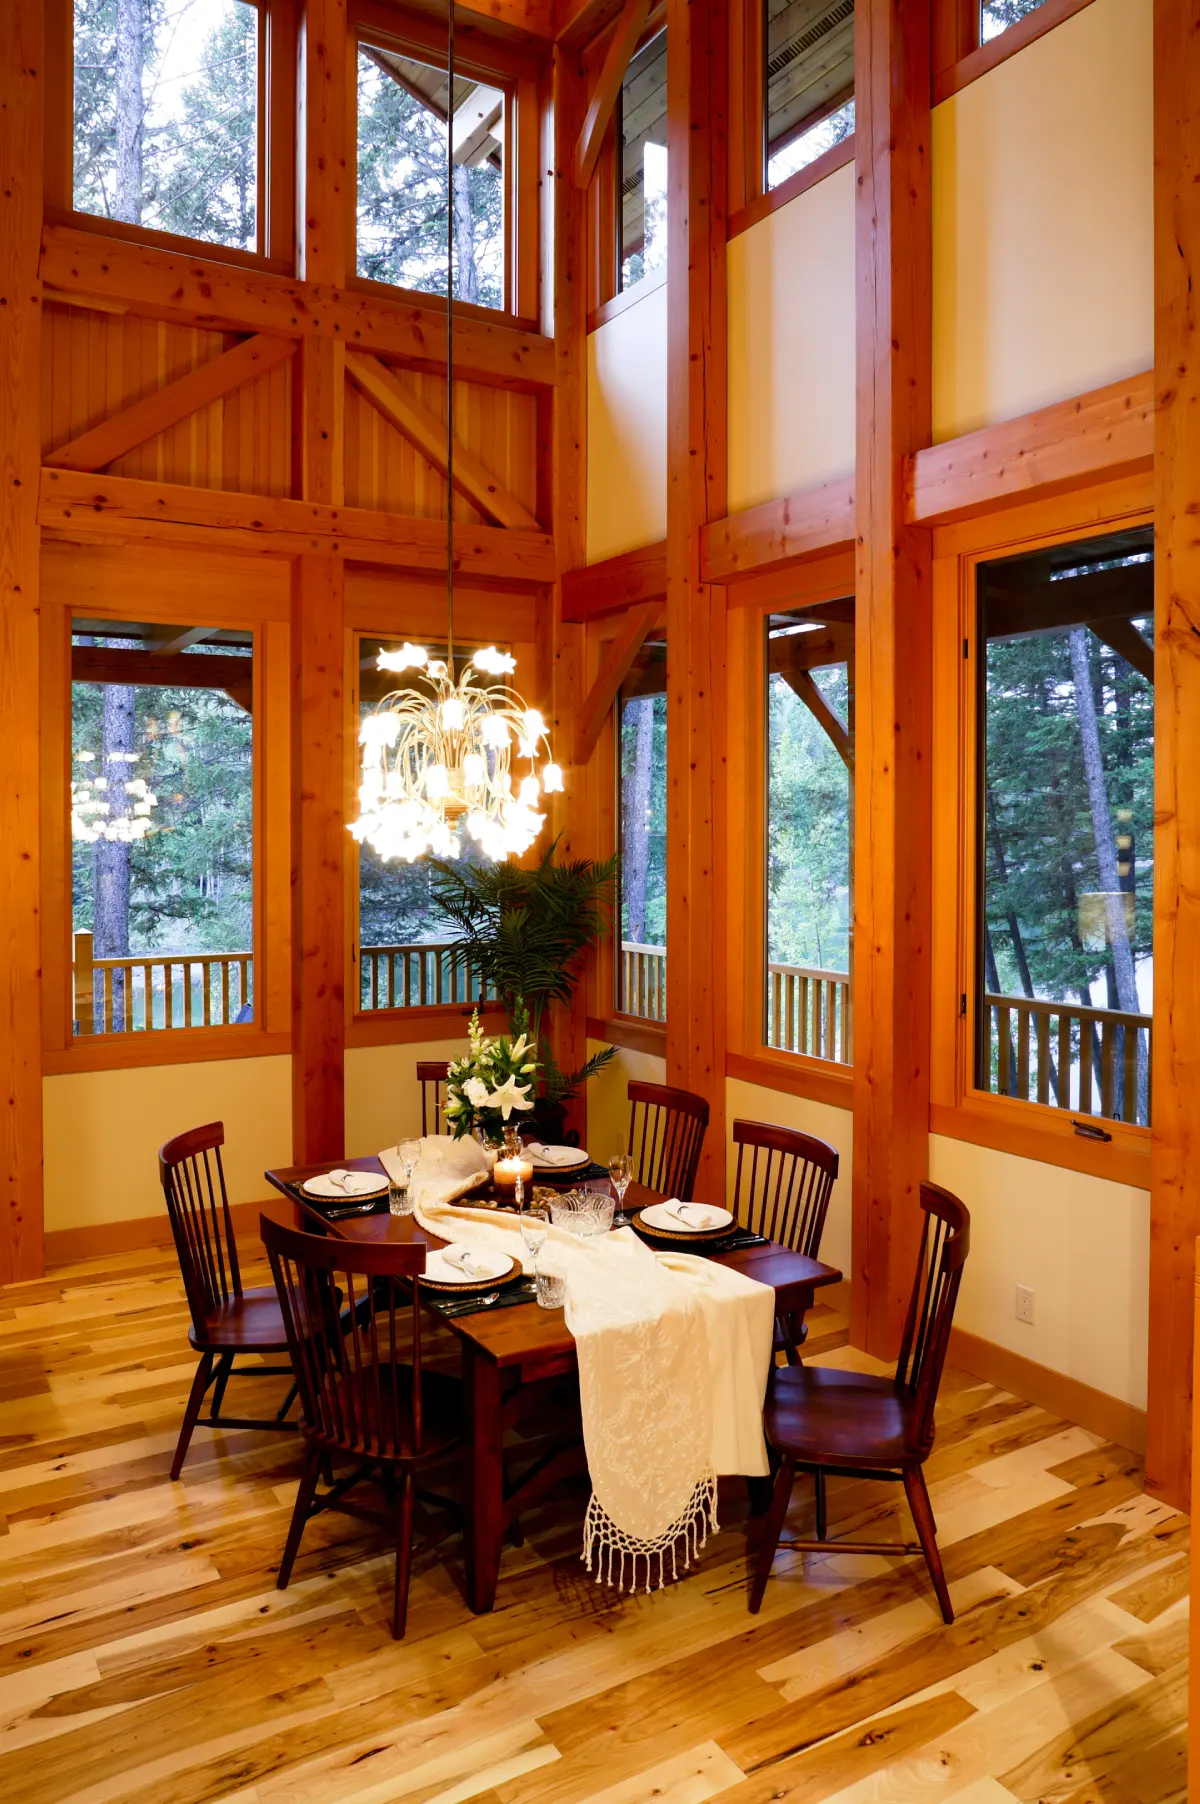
<box><xmin>486</xmin><ymin>1076</ymin><xmax>533</xmax><ymax>1119</ymax></box>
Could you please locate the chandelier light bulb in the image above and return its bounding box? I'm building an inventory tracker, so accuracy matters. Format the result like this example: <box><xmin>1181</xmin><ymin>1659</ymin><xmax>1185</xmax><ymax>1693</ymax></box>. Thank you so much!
<box><xmin>542</xmin><ymin>763</ymin><xmax>564</xmax><ymax>793</ymax></box>
<box><xmin>473</xmin><ymin>646</ymin><xmax>516</xmax><ymax>675</ymax></box>
<box><xmin>519</xmin><ymin>775</ymin><xmax>540</xmax><ymax>806</ymax></box>
<box><xmin>441</xmin><ymin>697</ymin><xmax>466</xmax><ymax>729</ymax></box>
<box><xmin>378</xmin><ymin>644</ymin><xmax>429</xmax><ymax>672</ymax></box>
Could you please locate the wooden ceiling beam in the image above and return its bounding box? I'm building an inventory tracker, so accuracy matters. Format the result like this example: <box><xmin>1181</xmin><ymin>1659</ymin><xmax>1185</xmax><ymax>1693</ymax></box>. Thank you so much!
<box><xmin>560</xmin><ymin>541</ymin><xmax>666</xmax><ymax>619</ymax></box>
<box><xmin>575</xmin><ymin>598</ymin><xmax>658</xmax><ymax>763</ymax></box>
<box><xmin>70</xmin><ymin>646</ymin><xmax>251</xmax><ymax>690</ymax></box>
<box><xmin>44</xmin><ymin>335</ymin><xmax>296</xmax><ymax>474</ymax></box>
<box><xmin>345</xmin><ymin>348</ymin><xmax>541</xmax><ymax>530</ymax></box>
<box><xmin>575</xmin><ymin>0</ymin><xmax>651</xmax><ymax>188</ymax></box>
<box><xmin>781</xmin><ymin>667</ymin><xmax>853</xmax><ymax>769</ymax></box>
<box><xmin>701</xmin><ymin>475</ymin><xmax>855</xmax><ymax>582</ymax></box>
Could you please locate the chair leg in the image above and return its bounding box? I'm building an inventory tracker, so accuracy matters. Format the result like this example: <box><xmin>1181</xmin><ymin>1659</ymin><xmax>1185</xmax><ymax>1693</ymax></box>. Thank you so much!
<box><xmin>814</xmin><ymin>1469</ymin><xmax>827</xmax><ymax>1542</ymax></box>
<box><xmin>277</xmin><ymin>1443</ymin><xmax>322</xmax><ymax>1591</ymax></box>
<box><xmin>210</xmin><ymin>1352</ymin><xmax>234</xmax><ymax>1421</ymax></box>
<box><xmin>748</xmin><ymin>1453</ymin><xmax>795</xmax><ymax>1614</ymax></box>
<box><xmin>393</xmin><ymin>1470</ymin><xmax>416</xmax><ymax>1639</ymax></box>
<box><xmin>171</xmin><ymin>1352</ymin><xmax>214</xmax><ymax>1481</ymax></box>
<box><xmin>275</xmin><ymin>1380</ymin><xmax>298</xmax><ymax>1424</ymax></box>
<box><xmin>903</xmin><ymin>1464</ymin><xmax>953</xmax><ymax>1624</ymax></box>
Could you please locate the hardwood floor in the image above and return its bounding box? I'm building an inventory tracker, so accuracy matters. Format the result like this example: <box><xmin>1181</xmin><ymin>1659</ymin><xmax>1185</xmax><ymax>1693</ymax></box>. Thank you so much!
<box><xmin>0</xmin><ymin>1246</ymin><xmax>1187</xmax><ymax>1803</ymax></box>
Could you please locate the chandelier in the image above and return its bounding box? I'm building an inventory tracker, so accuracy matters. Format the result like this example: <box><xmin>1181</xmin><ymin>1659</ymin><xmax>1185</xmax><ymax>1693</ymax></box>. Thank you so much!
<box><xmin>348</xmin><ymin>2</ymin><xmax>562</xmax><ymax>866</ymax></box>
<box><xmin>71</xmin><ymin>750</ymin><xmax>159</xmax><ymax>844</ymax></box>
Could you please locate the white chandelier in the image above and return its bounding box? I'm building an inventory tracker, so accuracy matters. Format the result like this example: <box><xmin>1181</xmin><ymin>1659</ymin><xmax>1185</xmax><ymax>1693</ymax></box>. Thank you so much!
<box><xmin>71</xmin><ymin>750</ymin><xmax>159</xmax><ymax>844</ymax></box>
<box><xmin>347</xmin><ymin>1</ymin><xmax>564</xmax><ymax>867</ymax></box>
<box><xmin>351</xmin><ymin>643</ymin><xmax>562</xmax><ymax>863</ymax></box>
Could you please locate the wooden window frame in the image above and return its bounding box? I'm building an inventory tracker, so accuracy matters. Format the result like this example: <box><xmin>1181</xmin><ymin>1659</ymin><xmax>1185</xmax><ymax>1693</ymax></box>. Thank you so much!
<box><xmin>585</xmin><ymin>4</ymin><xmax>667</xmax><ymax>319</ymax></box>
<box><xmin>930</xmin><ymin>472</ymin><xmax>1154</xmax><ymax>1188</ymax></box>
<box><xmin>40</xmin><ymin>562</ymin><xmax>292</xmax><ymax>1075</ymax></box>
<box><xmin>44</xmin><ymin>0</ymin><xmax>298</xmax><ymax>276</ymax></box>
<box><xmin>932</xmin><ymin>0</ymin><xmax>1097</xmax><ymax>105</ymax></box>
<box><xmin>725</xmin><ymin>547</ymin><xmax>855</xmax><ymax>1110</ymax></box>
<box><xmin>350</xmin><ymin>3</ymin><xmax>541</xmax><ymax>332</ymax></box>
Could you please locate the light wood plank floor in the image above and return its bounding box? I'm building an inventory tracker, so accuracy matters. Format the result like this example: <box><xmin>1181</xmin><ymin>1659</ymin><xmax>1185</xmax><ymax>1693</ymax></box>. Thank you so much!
<box><xmin>0</xmin><ymin>1247</ymin><xmax>1187</xmax><ymax>1803</ymax></box>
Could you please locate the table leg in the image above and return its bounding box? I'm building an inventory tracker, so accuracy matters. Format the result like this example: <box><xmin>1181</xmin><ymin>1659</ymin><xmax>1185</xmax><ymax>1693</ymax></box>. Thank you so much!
<box><xmin>464</xmin><ymin>1344</ymin><xmax>505</xmax><ymax>1613</ymax></box>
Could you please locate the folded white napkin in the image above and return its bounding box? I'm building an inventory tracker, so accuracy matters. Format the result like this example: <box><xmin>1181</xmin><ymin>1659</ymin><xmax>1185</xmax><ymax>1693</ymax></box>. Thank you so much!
<box><xmin>528</xmin><ymin>1142</ymin><xmax>581</xmax><ymax>1167</ymax></box>
<box><xmin>441</xmin><ymin>1243</ymin><xmax>486</xmax><ymax>1278</ymax></box>
<box><xmin>324</xmin><ymin>1169</ymin><xmax>383</xmax><ymax>1197</ymax></box>
<box><xmin>664</xmin><ymin>1200</ymin><xmax>722</xmax><ymax>1231</ymax></box>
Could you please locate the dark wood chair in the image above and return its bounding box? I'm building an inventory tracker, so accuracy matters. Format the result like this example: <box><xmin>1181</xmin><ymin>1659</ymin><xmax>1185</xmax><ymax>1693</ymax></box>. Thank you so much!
<box><xmin>627</xmin><ymin>1080</ymin><xmax>709</xmax><ymax>1199</ymax></box>
<box><xmin>261</xmin><ymin>1216</ymin><xmax>463</xmax><ymax>1638</ymax></box>
<box><xmin>159</xmin><ymin>1122</ymin><xmax>298</xmax><ymax>1480</ymax></box>
<box><xmin>749</xmin><ymin>1181</ymin><xmax>970</xmax><ymax>1623</ymax></box>
<box><xmin>417</xmin><ymin>1060</ymin><xmax>450</xmax><ymax>1135</ymax></box>
<box><xmin>732</xmin><ymin>1119</ymin><xmax>839</xmax><ymax>1361</ymax></box>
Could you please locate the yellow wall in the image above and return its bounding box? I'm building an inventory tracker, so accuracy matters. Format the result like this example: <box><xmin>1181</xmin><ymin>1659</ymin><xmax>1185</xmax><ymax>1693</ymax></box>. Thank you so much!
<box><xmin>724</xmin><ymin>1080</ymin><xmax>852</xmax><ymax>1275</ymax></box>
<box><xmin>727</xmin><ymin>161</ymin><xmax>856</xmax><ymax>512</ymax></box>
<box><xmin>42</xmin><ymin>1056</ymin><xmax>292</xmax><ymax>1231</ymax></box>
<box><xmin>345</xmin><ymin>1039</ymin><xmax>471</xmax><ymax>1156</ymax></box>
<box><xmin>931</xmin><ymin>0</ymin><xmax>1152</xmax><ymax>441</ymax></box>
<box><xmin>585</xmin><ymin>284</ymin><xmax>669</xmax><ymax>563</ymax></box>
<box><xmin>585</xmin><ymin>1039</ymin><xmax>667</xmax><ymax>1166</ymax></box>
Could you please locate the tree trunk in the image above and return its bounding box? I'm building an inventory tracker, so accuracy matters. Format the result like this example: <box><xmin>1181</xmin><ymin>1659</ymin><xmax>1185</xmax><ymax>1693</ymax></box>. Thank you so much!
<box><xmin>620</xmin><ymin>696</ymin><xmax>654</xmax><ymax>950</ymax></box>
<box><xmin>985</xmin><ymin>781</ymin><xmax>1057</xmax><ymax>1094</ymax></box>
<box><xmin>93</xmin><ymin>681</ymin><xmax>136</xmax><ymax>1030</ymax></box>
<box><xmin>452</xmin><ymin>165</ymin><xmax>479</xmax><ymax>304</ymax></box>
<box><xmin>114</xmin><ymin>0</ymin><xmax>145</xmax><ymax>226</ymax></box>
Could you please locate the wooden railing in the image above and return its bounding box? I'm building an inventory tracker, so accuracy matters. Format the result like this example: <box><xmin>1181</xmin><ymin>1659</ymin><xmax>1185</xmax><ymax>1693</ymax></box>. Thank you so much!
<box><xmin>72</xmin><ymin>931</ymin><xmax>252</xmax><ymax>1034</ymax></box>
<box><xmin>981</xmin><ymin>991</ymin><xmax>1151</xmax><ymax>1126</ymax></box>
<box><xmin>766</xmin><ymin>962</ymin><xmax>852</xmax><ymax>1064</ymax></box>
<box><xmin>360</xmin><ymin>942</ymin><xmax>489</xmax><ymax>1012</ymax></box>
<box><xmin>620</xmin><ymin>940</ymin><xmax>667</xmax><ymax>1022</ymax></box>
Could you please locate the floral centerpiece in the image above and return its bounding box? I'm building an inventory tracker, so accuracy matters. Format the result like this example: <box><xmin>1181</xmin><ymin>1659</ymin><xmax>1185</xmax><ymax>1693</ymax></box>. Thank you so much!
<box><xmin>445</xmin><ymin>1008</ymin><xmax>540</xmax><ymax>1145</ymax></box>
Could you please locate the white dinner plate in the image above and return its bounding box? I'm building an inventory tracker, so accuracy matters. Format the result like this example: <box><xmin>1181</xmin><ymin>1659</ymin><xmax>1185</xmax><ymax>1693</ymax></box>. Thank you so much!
<box><xmin>423</xmin><ymin>1244</ymin><xmax>516</xmax><ymax>1286</ymax></box>
<box><xmin>639</xmin><ymin>1201</ymin><xmax>733</xmax><ymax>1235</ymax></box>
<box><xmin>302</xmin><ymin>1170</ymin><xmax>389</xmax><ymax>1201</ymax></box>
<box><xmin>528</xmin><ymin>1144</ymin><xmax>590</xmax><ymax>1171</ymax></box>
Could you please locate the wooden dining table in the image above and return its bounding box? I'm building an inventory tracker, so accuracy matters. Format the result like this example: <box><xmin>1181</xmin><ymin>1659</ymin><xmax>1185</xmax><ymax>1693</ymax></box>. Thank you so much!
<box><xmin>261</xmin><ymin>1154</ymin><xmax>843</xmax><ymax>1612</ymax></box>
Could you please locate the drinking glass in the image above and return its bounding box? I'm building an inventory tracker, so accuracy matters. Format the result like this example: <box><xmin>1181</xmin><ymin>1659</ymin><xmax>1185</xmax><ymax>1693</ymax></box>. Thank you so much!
<box><xmin>391</xmin><ymin>1139</ymin><xmax>420</xmax><ymax>1216</ymax></box>
<box><xmin>608</xmin><ymin>1151</ymin><xmax>633</xmax><ymax>1212</ymax></box>
<box><xmin>535</xmin><ymin>1264</ymin><xmax>567</xmax><ymax>1309</ymax></box>
<box><xmin>520</xmin><ymin>1206</ymin><xmax>548</xmax><ymax>1264</ymax></box>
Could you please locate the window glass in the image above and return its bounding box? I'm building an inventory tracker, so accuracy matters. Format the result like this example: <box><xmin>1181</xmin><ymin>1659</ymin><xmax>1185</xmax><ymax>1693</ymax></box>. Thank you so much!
<box><xmin>71</xmin><ymin>619</ymin><xmax>254</xmax><ymax>1035</ymax></box>
<box><xmin>765</xmin><ymin>602</ymin><xmax>854</xmax><ymax>1061</ymax></box>
<box><xmin>980</xmin><ymin>0</ymin><xmax>1051</xmax><ymax>44</ymax></box>
<box><xmin>356</xmin><ymin>637</ymin><xmax>493</xmax><ymax>1011</ymax></box>
<box><xmin>356</xmin><ymin>46</ymin><xmax>505</xmax><ymax>310</ymax></box>
<box><xmin>72</xmin><ymin>0</ymin><xmax>260</xmax><ymax>252</ymax></box>
<box><xmin>617</xmin><ymin>29</ymin><xmax>667</xmax><ymax>292</ymax></box>
<box><xmin>977</xmin><ymin>527</ymin><xmax>1154</xmax><ymax>1125</ymax></box>
<box><xmin>617</xmin><ymin>636</ymin><xmax>667</xmax><ymax>1019</ymax></box>
<box><xmin>765</xmin><ymin>0</ymin><xmax>855</xmax><ymax>192</ymax></box>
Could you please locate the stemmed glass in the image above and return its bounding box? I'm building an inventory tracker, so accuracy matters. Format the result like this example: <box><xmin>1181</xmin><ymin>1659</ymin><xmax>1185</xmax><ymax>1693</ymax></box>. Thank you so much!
<box><xmin>520</xmin><ymin>1206</ymin><xmax>563</xmax><ymax>1307</ymax></box>
<box><xmin>608</xmin><ymin>1151</ymin><xmax>633</xmax><ymax>1219</ymax></box>
<box><xmin>391</xmin><ymin>1139</ymin><xmax>421</xmax><ymax>1216</ymax></box>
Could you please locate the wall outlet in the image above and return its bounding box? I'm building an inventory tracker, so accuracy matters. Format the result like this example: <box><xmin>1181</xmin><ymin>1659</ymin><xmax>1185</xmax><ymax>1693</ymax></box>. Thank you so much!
<box><xmin>1015</xmin><ymin>1284</ymin><xmax>1035</xmax><ymax>1326</ymax></box>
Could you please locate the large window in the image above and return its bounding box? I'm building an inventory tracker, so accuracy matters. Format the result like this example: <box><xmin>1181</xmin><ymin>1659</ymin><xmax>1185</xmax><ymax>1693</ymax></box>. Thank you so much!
<box><xmin>617</xmin><ymin>635</ymin><xmax>667</xmax><ymax>1019</ymax></box>
<box><xmin>617</xmin><ymin>29</ymin><xmax>668</xmax><ymax>293</ymax></box>
<box><xmin>70</xmin><ymin>619</ymin><xmax>254</xmax><ymax>1036</ymax></box>
<box><xmin>765</xmin><ymin>0</ymin><xmax>855</xmax><ymax>192</ymax></box>
<box><xmin>976</xmin><ymin>528</ymin><xmax>1154</xmax><ymax>1127</ymax></box>
<box><xmin>71</xmin><ymin>0</ymin><xmax>263</xmax><ymax>254</ymax></box>
<box><xmin>765</xmin><ymin>601</ymin><xmax>853</xmax><ymax>1062</ymax></box>
<box><xmin>356</xmin><ymin>44</ymin><xmax>506</xmax><ymax>311</ymax></box>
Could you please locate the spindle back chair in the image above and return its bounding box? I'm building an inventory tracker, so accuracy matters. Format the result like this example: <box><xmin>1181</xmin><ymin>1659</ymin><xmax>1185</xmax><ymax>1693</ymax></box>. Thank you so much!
<box><xmin>417</xmin><ymin>1060</ymin><xmax>450</xmax><ymax>1135</ymax></box>
<box><xmin>158</xmin><ymin>1122</ymin><xmax>297</xmax><ymax>1479</ymax></box>
<box><xmin>627</xmin><ymin>1081</ymin><xmax>709</xmax><ymax>1200</ymax></box>
<box><xmin>262</xmin><ymin>1216</ymin><xmax>463</xmax><ymax>1638</ymax></box>
<box><xmin>731</xmin><ymin>1119</ymin><xmax>838</xmax><ymax>1358</ymax></box>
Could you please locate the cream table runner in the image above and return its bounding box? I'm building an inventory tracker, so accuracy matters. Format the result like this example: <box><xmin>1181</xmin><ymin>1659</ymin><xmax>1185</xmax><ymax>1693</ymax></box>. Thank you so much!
<box><xmin>381</xmin><ymin>1136</ymin><xmax>775</xmax><ymax>1591</ymax></box>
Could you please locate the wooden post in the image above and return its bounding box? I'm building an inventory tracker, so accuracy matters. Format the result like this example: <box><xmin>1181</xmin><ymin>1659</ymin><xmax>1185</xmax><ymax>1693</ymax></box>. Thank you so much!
<box><xmin>1147</xmin><ymin>0</ymin><xmax>1200</xmax><ymax>1511</ymax></box>
<box><xmin>291</xmin><ymin>0</ymin><xmax>348</xmax><ymax>1162</ymax></box>
<box><xmin>73</xmin><ymin>932</ymin><xmax>95</xmax><ymax>1037</ymax></box>
<box><xmin>851</xmin><ymin>0</ymin><xmax>934</xmax><ymax>1355</ymax></box>
<box><xmin>0</xmin><ymin>0</ymin><xmax>45</xmax><ymax>1281</ymax></box>
<box><xmin>665</xmin><ymin>0</ymin><xmax>728</xmax><ymax>1198</ymax></box>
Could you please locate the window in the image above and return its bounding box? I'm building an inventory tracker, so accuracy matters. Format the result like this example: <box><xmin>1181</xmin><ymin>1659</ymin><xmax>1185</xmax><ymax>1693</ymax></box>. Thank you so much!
<box><xmin>617</xmin><ymin>28</ymin><xmax>668</xmax><ymax>292</ymax></box>
<box><xmin>356</xmin><ymin>637</ymin><xmax>491</xmax><ymax>1012</ymax></box>
<box><xmin>617</xmin><ymin>635</ymin><xmax>667</xmax><ymax>1019</ymax></box>
<box><xmin>71</xmin><ymin>0</ymin><xmax>263</xmax><ymax>254</ymax></box>
<box><xmin>70</xmin><ymin>619</ymin><xmax>254</xmax><ymax>1036</ymax></box>
<box><xmin>980</xmin><ymin>0</ymin><xmax>1053</xmax><ymax>43</ymax></box>
<box><xmin>765</xmin><ymin>601</ymin><xmax>853</xmax><ymax>1062</ymax></box>
<box><xmin>976</xmin><ymin>528</ymin><xmax>1154</xmax><ymax>1127</ymax></box>
<box><xmin>765</xmin><ymin>0</ymin><xmax>855</xmax><ymax>192</ymax></box>
<box><xmin>356</xmin><ymin>44</ymin><xmax>506</xmax><ymax>311</ymax></box>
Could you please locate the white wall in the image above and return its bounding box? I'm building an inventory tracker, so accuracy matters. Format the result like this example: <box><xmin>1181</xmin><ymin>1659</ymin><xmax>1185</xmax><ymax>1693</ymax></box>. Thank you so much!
<box><xmin>931</xmin><ymin>0</ymin><xmax>1153</xmax><ymax>441</ymax></box>
<box><xmin>586</xmin><ymin>284</ymin><xmax>669</xmax><ymax>563</ymax></box>
<box><xmin>725</xmin><ymin>1080</ymin><xmax>852</xmax><ymax>1275</ymax></box>
<box><xmin>727</xmin><ymin>161</ymin><xmax>856</xmax><ymax>512</ymax></box>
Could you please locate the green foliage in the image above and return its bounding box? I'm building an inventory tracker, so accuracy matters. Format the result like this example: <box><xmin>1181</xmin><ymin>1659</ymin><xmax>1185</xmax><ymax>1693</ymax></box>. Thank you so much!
<box><xmin>767</xmin><ymin>664</ymin><xmax>851</xmax><ymax>975</ymax></box>
<box><xmin>618</xmin><ymin>691</ymin><xmax>667</xmax><ymax>945</ymax></box>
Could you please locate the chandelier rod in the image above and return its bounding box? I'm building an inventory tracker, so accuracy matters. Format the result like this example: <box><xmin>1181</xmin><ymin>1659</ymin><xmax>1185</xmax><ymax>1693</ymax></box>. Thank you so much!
<box><xmin>445</xmin><ymin>0</ymin><xmax>456</xmax><ymax>674</ymax></box>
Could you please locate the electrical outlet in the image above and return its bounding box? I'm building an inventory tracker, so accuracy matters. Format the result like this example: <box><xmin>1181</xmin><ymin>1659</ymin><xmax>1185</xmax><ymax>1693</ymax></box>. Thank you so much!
<box><xmin>1015</xmin><ymin>1284</ymin><xmax>1035</xmax><ymax>1325</ymax></box>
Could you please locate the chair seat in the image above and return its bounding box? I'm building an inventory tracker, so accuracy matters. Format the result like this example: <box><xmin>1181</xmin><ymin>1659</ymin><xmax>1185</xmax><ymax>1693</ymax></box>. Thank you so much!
<box><xmin>309</xmin><ymin>1365</ymin><xmax>463</xmax><ymax>1462</ymax></box>
<box><xmin>764</xmin><ymin>1364</ymin><xmax>920</xmax><ymax>1467</ymax></box>
<box><xmin>189</xmin><ymin>1286</ymin><xmax>291</xmax><ymax>1354</ymax></box>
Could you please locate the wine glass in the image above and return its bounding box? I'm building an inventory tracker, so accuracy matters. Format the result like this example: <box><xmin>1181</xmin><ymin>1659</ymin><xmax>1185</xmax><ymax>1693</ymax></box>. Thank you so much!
<box><xmin>392</xmin><ymin>1139</ymin><xmax>420</xmax><ymax>1215</ymax></box>
<box><xmin>520</xmin><ymin>1204</ymin><xmax>548</xmax><ymax>1265</ymax></box>
<box><xmin>608</xmin><ymin>1150</ymin><xmax>633</xmax><ymax>1216</ymax></box>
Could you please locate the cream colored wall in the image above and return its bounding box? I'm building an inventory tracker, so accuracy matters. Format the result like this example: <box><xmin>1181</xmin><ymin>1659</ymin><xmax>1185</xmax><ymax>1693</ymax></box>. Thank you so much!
<box><xmin>584</xmin><ymin>1039</ymin><xmax>666</xmax><ymax>1165</ymax></box>
<box><xmin>42</xmin><ymin>1057</ymin><xmax>292</xmax><ymax>1231</ymax></box>
<box><xmin>727</xmin><ymin>161</ymin><xmax>856</xmax><ymax>513</ymax></box>
<box><xmin>931</xmin><ymin>0</ymin><xmax>1152</xmax><ymax>441</ymax></box>
<box><xmin>725</xmin><ymin>1080</ymin><xmax>852</xmax><ymax>1275</ymax></box>
<box><xmin>345</xmin><ymin>1039</ymin><xmax>470</xmax><ymax>1156</ymax></box>
<box><xmin>585</xmin><ymin>283</ymin><xmax>669</xmax><ymax>563</ymax></box>
<box><xmin>929</xmin><ymin>1135</ymin><xmax>1150</xmax><ymax>1411</ymax></box>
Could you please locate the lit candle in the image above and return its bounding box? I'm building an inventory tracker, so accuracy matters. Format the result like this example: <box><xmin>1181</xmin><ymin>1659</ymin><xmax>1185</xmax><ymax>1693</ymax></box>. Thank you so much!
<box><xmin>493</xmin><ymin>1154</ymin><xmax>535</xmax><ymax>1192</ymax></box>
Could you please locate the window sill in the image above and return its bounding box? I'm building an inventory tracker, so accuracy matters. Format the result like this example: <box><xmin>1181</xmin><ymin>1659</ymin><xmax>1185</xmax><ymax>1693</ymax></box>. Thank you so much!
<box><xmin>348</xmin><ymin>272</ymin><xmax>539</xmax><ymax>340</ymax></box>
<box><xmin>728</xmin><ymin>135</ymin><xmax>855</xmax><ymax>243</ymax></box>
<box><xmin>348</xmin><ymin>1003</ymin><xmax>506</xmax><ymax>1049</ymax></box>
<box><xmin>587</xmin><ymin>263</ymin><xmax>667</xmax><ymax>335</ymax></box>
<box><xmin>932</xmin><ymin>0</ymin><xmax>1096</xmax><ymax>106</ymax></box>
<box><xmin>587</xmin><ymin>1014</ymin><xmax>667</xmax><ymax>1058</ymax></box>
<box><xmin>727</xmin><ymin>1049</ymin><xmax>853</xmax><ymax>1111</ymax></box>
<box><xmin>43</xmin><ymin>1027</ymin><xmax>290</xmax><ymax>1076</ymax></box>
<box><xmin>929</xmin><ymin>1094</ymin><xmax>1150</xmax><ymax>1189</ymax></box>
<box><xmin>44</xmin><ymin>206</ymin><xmax>290</xmax><ymax>277</ymax></box>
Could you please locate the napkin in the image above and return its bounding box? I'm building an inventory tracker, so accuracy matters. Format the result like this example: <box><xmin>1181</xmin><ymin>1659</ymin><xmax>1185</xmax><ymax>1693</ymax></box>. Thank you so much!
<box><xmin>528</xmin><ymin>1142</ymin><xmax>581</xmax><ymax>1167</ymax></box>
<box><xmin>323</xmin><ymin>1169</ymin><xmax>382</xmax><ymax>1197</ymax></box>
<box><xmin>664</xmin><ymin>1200</ymin><xmax>723</xmax><ymax>1231</ymax></box>
<box><xmin>441</xmin><ymin>1243</ymin><xmax>487</xmax><ymax>1278</ymax></box>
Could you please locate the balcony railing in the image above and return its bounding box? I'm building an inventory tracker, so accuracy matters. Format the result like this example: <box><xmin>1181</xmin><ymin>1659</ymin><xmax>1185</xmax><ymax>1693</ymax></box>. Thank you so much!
<box><xmin>73</xmin><ymin>931</ymin><xmax>252</xmax><ymax>1034</ymax></box>
<box><xmin>360</xmin><ymin>942</ymin><xmax>489</xmax><ymax>1012</ymax></box>
<box><xmin>981</xmin><ymin>991</ymin><xmax>1151</xmax><ymax>1126</ymax></box>
<box><xmin>620</xmin><ymin>940</ymin><xmax>667</xmax><ymax>1022</ymax></box>
<box><xmin>766</xmin><ymin>962</ymin><xmax>851</xmax><ymax>1064</ymax></box>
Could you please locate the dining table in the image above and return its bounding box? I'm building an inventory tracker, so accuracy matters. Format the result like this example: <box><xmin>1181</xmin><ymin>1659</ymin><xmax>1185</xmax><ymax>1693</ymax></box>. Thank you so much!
<box><xmin>261</xmin><ymin>1153</ymin><xmax>843</xmax><ymax>1612</ymax></box>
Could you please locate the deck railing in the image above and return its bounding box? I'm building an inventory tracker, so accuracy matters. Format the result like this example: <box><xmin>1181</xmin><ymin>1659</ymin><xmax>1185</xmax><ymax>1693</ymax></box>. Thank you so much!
<box><xmin>620</xmin><ymin>940</ymin><xmax>667</xmax><ymax>1022</ymax></box>
<box><xmin>981</xmin><ymin>991</ymin><xmax>1151</xmax><ymax>1126</ymax></box>
<box><xmin>766</xmin><ymin>962</ymin><xmax>852</xmax><ymax>1064</ymax></box>
<box><xmin>360</xmin><ymin>942</ymin><xmax>490</xmax><ymax>1012</ymax></box>
<box><xmin>73</xmin><ymin>932</ymin><xmax>252</xmax><ymax>1034</ymax></box>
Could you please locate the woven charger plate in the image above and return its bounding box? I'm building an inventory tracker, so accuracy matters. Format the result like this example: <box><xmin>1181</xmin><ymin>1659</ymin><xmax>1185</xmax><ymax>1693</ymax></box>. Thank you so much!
<box><xmin>630</xmin><ymin>1208</ymin><xmax>736</xmax><ymax>1247</ymax></box>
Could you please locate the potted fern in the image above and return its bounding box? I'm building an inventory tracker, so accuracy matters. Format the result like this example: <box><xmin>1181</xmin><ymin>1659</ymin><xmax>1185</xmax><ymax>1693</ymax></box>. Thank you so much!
<box><xmin>430</xmin><ymin>843</ymin><xmax>618</xmax><ymax>1144</ymax></box>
